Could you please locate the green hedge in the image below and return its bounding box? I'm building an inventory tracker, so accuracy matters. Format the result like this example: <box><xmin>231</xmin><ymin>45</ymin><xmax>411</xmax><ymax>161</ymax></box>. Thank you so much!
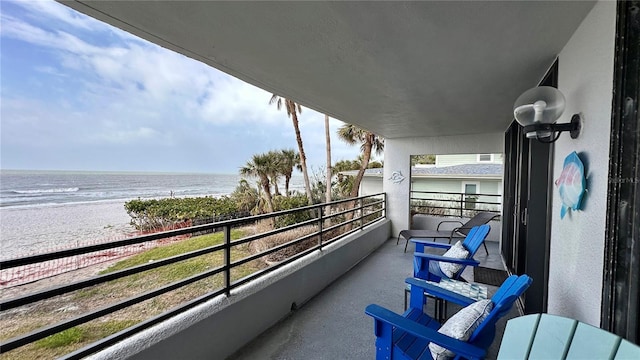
<box><xmin>273</xmin><ymin>194</ymin><xmax>313</xmax><ymax>228</ymax></box>
<box><xmin>124</xmin><ymin>196</ymin><xmax>240</xmax><ymax>231</ymax></box>
<box><xmin>124</xmin><ymin>194</ymin><xmax>313</xmax><ymax>231</ymax></box>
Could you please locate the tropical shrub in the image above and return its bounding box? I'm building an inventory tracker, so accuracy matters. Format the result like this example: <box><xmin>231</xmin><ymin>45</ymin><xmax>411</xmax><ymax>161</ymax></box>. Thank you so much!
<box><xmin>273</xmin><ymin>194</ymin><xmax>313</xmax><ymax>228</ymax></box>
<box><xmin>124</xmin><ymin>196</ymin><xmax>240</xmax><ymax>231</ymax></box>
<box><xmin>230</xmin><ymin>179</ymin><xmax>260</xmax><ymax>213</ymax></box>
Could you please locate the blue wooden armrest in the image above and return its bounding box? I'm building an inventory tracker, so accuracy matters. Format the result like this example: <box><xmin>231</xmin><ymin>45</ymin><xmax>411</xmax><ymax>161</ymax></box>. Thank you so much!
<box><xmin>365</xmin><ymin>304</ymin><xmax>486</xmax><ymax>360</ymax></box>
<box><xmin>411</xmin><ymin>239</ymin><xmax>452</xmax><ymax>253</ymax></box>
<box><xmin>405</xmin><ymin>278</ymin><xmax>476</xmax><ymax>307</ymax></box>
<box><xmin>410</xmin><ymin>239</ymin><xmax>453</xmax><ymax>249</ymax></box>
<box><xmin>413</xmin><ymin>252</ymin><xmax>481</xmax><ymax>266</ymax></box>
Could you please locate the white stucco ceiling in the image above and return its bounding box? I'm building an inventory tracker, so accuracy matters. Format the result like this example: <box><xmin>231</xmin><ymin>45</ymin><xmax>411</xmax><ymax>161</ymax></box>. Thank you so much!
<box><xmin>60</xmin><ymin>1</ymin><xmax>596</xmax><ymax>139</ymax></box>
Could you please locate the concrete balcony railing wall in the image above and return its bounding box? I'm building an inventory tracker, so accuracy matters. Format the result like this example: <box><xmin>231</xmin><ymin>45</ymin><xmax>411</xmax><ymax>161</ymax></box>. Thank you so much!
<box><xmin>89</xmin><ymin>219</ymin><xmax>391</xmax><ymax>360</ymax></box>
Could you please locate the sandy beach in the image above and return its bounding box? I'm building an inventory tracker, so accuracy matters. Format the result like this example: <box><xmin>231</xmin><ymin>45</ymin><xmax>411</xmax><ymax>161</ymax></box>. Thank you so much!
<box><xmin>0</xmin><ymin>201</ymin><xmax>134</xmax><ymax>259</ymax></box>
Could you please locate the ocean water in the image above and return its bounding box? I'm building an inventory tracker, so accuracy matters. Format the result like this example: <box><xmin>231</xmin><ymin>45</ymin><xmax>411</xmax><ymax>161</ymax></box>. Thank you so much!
<box><xmin>0</xmin><ymin>170</ymin><xmax>304</xmax><ymax>259</ymax></box>
<box><xmin>0</xmin><ymin>170</ymin><xmax>245</xmax><ymax>208</ymax></box>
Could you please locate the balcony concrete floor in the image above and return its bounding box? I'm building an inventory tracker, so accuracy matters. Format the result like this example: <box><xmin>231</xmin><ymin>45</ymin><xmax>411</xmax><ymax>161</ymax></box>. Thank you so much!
<box><xmin>230</xmin><ymin>238</ymin><xmax>514</xmax><ymax>359</ymax></box>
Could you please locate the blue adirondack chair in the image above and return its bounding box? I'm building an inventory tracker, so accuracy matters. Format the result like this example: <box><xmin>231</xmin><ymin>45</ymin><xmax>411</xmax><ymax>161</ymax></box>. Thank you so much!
<box><xmin>413</xmin><ymin>224</ymin><xmax>490</xmax><ymax>283</ymax></box>
<box><xmin>365</xmin><ymin>274</ymin><xmax>533</xmax><ymax>360</ymax></box>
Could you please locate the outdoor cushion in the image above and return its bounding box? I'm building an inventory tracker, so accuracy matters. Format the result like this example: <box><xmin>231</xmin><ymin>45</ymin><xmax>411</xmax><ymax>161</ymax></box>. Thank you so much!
<box><xmin>429</xmin><ymin>299</ymin><xmax>493</xmax><ymax>360</ymax></box>
<box><xmin>439</xmin><ymin>241</ymin><xmax>469</xmax><ymax>278</ymax></box>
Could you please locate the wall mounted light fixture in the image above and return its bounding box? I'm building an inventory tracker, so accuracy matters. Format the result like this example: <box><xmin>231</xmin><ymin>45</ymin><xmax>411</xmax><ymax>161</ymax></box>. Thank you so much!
<box><xmin>513</xmin><ymin>86</ymin><xmax>581</xmax><ymax>143</ymax></box>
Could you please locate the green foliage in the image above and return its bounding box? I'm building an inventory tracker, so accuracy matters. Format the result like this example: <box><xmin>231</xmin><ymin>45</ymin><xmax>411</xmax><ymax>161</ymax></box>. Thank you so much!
<box><xmin>337</xmin><ymin>124</ymin><xmax>385</xmax><ymax>156</ymax></box>
<box><xmin>334</xmin><ymin>157</ymin><xmax>382</xmax><ymax>172</ymax></box>
<box><xmin>93</xmin><ymin>320</ymin><xmax>138</xmax><ymax>337</ymax></box>
<box><xmin>124</xmin><ymin>196</ymin><xmax>240</xmax><ymax>231</ymax></box>
<box><xmin>273</xmin><ymin>194</ymin><xmax>313</xmax><ymax>228</ymax></box>
<box><xmin>334</xmin><ymin>159</ymin><xmax>361</xmax><ymax>172</ymax></box>
<box><xmin>239</xmin><ymin>148</ymin><xmax>304</xmax><ymax>213</ymax></box>
<box><xmin>411</xmin><ymin>154</ymin><xmax>436</xmax><ymax>166</ymax></box>
<box><xmin>230</xmin><ymin>179</ymin><xmax>260</xmax><ymax>213</ymax></box>
<box><xmin>36</xmin><ymin>327</ymin><xmax>85</xmax><ymax>349</ymax></box>
<box><xmin>335</xmin><ymin>173</ymin><xmax>355</xmax><ymax>198</ymax></box>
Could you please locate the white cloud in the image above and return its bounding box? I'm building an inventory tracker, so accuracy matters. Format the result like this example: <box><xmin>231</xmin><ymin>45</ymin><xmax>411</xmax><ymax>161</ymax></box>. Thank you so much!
<box><xmin>2</xmin><ymin>4</ymin><xmax>298</xmax><ymax>128</ymax></box>
<box><xmin>197</xmin><ymin>79</ymin><xmax>286</xmax><ymax>125</ymax></box>
<box><xmin>16</xmin><ymin>0</ymin><xmax>99</xmax><ymax>31</ymax></box>
<box><xmin>1</xmin><ymin>13</ymin><xmax>60</xmax><ymax>46</ymax></box>
<box><xmin>1</xmin><ymin>0</ymin><xmax>365</xmax><ymax>172</ymax></box>
<box><xmin>34</xmin><ymin>65</ymin><xmax>66</xmax><ymax>77</ymax></box>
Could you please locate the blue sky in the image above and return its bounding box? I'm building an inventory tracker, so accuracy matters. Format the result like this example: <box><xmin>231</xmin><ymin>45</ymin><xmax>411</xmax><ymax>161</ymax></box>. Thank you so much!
<box><xmin>0</xmin><ymin>0</ymin><xmax>365</xmax><ymax>174</ymax></box>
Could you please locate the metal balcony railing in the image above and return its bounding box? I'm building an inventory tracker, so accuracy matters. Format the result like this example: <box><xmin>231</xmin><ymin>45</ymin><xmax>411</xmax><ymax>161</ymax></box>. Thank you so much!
<box><xmin>410</xmin><ymin>190</ymin><xmax>501</xmax><ymax>218</ymax></box>
<box><xmin>0</xmin><ymin>193</ymin><xmax>386</xmax><ymax>359</ymax></box>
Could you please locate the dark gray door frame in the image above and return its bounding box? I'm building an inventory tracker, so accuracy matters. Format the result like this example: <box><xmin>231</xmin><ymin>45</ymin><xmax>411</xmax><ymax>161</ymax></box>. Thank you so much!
<box><xmin>601</xmin><ymin>0</ymin><xmax>640</xmax><ymax>344</ymax></box>
<box><xmin>501</xmin><ymin>61</ymin><xmax>557</xmax><ymax>314</ymax></box>
<box><xmin>522</xmin><ymin>62</ymin><xmax>556</xmax><ymax>314</ymax></box>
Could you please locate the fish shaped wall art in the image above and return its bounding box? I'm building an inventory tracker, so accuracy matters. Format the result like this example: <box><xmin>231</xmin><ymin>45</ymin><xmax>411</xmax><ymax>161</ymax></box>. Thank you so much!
<box><xmin>555</xmin><ymin>151</ymin><xmax>586</xmax><ymax>219</ymax></box>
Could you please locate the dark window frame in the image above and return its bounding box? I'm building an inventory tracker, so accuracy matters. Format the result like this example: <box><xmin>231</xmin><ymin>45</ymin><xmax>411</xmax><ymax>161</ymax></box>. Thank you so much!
<box><xmin>601</xmin><ymin>0</ymin><xmax>640</xmax><ymax>344</ymax></box>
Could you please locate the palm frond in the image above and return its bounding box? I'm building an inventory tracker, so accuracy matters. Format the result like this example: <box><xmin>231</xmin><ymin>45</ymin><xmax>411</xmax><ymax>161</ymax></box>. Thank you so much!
<box><xmin>269</xmin><ymin>94</ymin><xmax>283</xmax><ymax>110</ymax></box>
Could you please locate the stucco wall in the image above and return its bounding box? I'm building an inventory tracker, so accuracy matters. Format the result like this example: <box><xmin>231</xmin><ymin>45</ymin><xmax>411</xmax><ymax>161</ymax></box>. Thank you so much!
<box><xmin>548</xmin><ymin>0</ymin><xmax>615</xmax><ymax>326</ymax></box>
<box><xmin>412</xmin><ymin>178</ymin><xmax>468</xmax><ymax>194</ymax></box>
<box><xmin>435</xmin><ymin>153</ymin><xmax>502</xmax><ymax>166</ymax></box>
<box><xmin>360</xmin><ymin>176</ymin><xmax>383</xmax><ymax>196</ymax></box>
<box><xmin>384</xmin><ymin>133</ymin><xmax>504</xmax><ymax>236</ymax></box>
<box><xmin>436</xmin><ymin>154</ymin><xmax>480</xmax><ymax>166</ymax></box>
<box><xmin>366</xmin><ymin>178</ymin><xmax>502</xmax><ymax>198</ymax></box>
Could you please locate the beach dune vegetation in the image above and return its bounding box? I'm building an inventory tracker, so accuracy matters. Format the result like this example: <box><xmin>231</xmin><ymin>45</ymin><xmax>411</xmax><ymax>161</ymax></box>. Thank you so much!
<box><xmin>272</xmin><ymin>194</ymin><xmax>314</xmax><ymax>228</ymax></box>
<box><xmin>124</xmin><ymin>196</ymin><xmax>241</xmax><ymax>232</ymax></box>
<box><xmin>123</xmin><ymin>188</ymin><xmax>311</xmax><ymax>234</ymax></box>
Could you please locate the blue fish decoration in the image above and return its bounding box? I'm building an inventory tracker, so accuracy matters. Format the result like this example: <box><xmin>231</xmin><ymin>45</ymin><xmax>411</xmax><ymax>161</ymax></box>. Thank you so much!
<box><xmin>554</xmin><ymin>151</ymin><xmax>586</xmax><ymax>219</ymax></box>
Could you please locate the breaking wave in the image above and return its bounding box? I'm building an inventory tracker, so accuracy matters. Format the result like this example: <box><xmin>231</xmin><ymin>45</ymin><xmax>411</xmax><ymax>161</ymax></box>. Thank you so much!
<box><xmin>11</xmin><ymin>187</ymin><xmax>80</xmax><ymax>194</ymax></box>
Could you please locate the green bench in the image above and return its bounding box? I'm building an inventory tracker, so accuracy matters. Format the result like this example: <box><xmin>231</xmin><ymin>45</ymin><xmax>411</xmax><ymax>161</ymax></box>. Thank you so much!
<box><xmin>498</xmin><ymin>314</ymin><xmax>640</xmax><ymax>359</ymax></box>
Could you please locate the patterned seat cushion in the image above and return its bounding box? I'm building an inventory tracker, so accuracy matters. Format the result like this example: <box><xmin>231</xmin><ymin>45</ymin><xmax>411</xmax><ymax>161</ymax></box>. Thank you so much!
<box><xmin>406</xmin><ymin>279</ymin><xmax>488</xmax><ymax>301</ymax></box>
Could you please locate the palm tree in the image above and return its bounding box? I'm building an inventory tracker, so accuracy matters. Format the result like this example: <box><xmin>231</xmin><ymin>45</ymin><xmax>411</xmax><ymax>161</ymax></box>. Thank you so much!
<box><xmin>265</xmin><ymin>150</ymin><xmax>282</xmax><ymax>196</ymax></box>
<box><xmin>324</xmin><ymin>114</ymin><xmax>332</xmax><ymax>204</ymax></box>
<box><xmin>337</xmin><ymin>124</ymin><xmax>385</xmax><ymax>198</ymax></box>
<box><xmin>333</xmin><ymin>159</ymin><xmax>361</xmax><ymax>172</ymax></box>
<box><xmin>269</xmin><ymin>95</ymin><xmax>313</xmax><ymax>204</ymax></box>
<box><xmin>278</xmin><ymin>149</ymin><xmax>299</xmax><ymax>196</ymax></box>
<box><xmin>230</xmin><ymin>179</ymin><xmax>260</xmax><ymax>213</ymax></box>
<box><xmin>239</xmin><ymin>153</ymin><xmax>275</xmax><ymax>213</ymax></box>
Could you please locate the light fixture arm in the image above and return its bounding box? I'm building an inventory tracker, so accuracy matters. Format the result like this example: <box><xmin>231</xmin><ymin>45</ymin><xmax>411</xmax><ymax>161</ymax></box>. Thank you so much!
<box><xmin>522</xmin><ymin>113</ymin><xmax>582</xmax><ymax>142</ymax></box>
